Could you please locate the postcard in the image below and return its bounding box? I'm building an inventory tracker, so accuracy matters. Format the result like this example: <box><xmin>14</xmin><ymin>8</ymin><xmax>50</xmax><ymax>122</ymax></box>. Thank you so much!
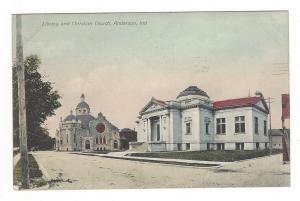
<box><xmin>12</xmin><ymin>11</ymin><xmax>290</xmax><ymax>190</ymax></box>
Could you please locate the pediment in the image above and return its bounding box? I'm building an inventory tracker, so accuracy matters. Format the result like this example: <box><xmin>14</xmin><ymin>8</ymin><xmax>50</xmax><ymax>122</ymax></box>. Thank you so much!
<box><xmin>145</xmin><ymin>103</ymin><xmax>164</xmax><ymax>112</ymax></box>
<box><xmin>140</xmin><ymin>98</ymin><xmax>168</xmax><ymax>114</ymax></box>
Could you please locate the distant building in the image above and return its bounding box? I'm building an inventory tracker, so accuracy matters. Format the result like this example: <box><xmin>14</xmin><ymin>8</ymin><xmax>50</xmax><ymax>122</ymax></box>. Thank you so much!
<box><xmin>56</xmin><ymin>94</ymin><xmax>120</xmax><ymax>152</ymax></box>
<box><xmin>119</xmin><ymin>128</ymin><xmax>137</xmax><ymax>150</ymax></box>
<box><xmin>270</xmin><ymin>129</ymin><xmax>290</xmax><ymax>149</ymax></box>
<box><xmin>131</xmin><ymin>86</ymin><xmax>270</xmax><ymax>152</ymax></box>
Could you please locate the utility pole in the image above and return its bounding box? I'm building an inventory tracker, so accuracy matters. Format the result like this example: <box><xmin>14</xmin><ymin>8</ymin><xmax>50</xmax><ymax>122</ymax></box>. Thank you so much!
<box><xmin>16</xmin><ymin>14</ymin><xmax>30</xmax><ymax>189</ymax></box>
<box><xmin>267</xmin><ymin>97</ymin><xmax>273</xmax><ymax>155</ymax></box>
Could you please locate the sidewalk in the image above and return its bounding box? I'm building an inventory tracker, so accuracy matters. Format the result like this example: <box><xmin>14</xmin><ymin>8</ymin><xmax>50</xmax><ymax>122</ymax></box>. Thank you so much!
<box><xmin>71</xmin><ymin>151</ymin><xmax>225</xmax><ymax>168</ymax></box>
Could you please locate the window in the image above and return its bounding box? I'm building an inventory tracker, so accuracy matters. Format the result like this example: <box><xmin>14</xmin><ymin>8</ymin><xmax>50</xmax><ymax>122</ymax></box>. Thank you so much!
<box><xmin>96</xmin><ymin>137</ymin><xmax>98</xmax><ymax>144</ymax></box>
<box><xmin>207</xmin><ymin>143</ymin><xmax>212</xmax><ymax>150</ymax></box>
<box><xmin>264</xmin><ymin>120</ymin><xmax>267</xmax><ymax>136</ymax></box>
<box><xmin>186</xmin><ymin>143</ymin><xmax>190</xmax><ymax>150</ymax></box>
<box><xmin>235</xmin><ymin>116</ymin><xmax>245</xmax><ymax>133</ymax></box>
<box><xmin>186</xmin><ymin>122</ymin><xmax>191</xmax><ymax>134</ymax></box>
<box><xmin>216</xmin><ymin>118</ymin><xmax>226</xmax><ymax>134</ymax></box>
<box><xmin>255</xmin><ymin>117</ymin><xmax>259</xmax><ymax>134</ymax></box>
<box><xmin>265</xmin><ymin>142</ymin><xmax>268</xmax><ymax>149</ymax></box>
<box><xmin>74</xmin><ymin>134</ymin><xmax>76</xmax><ymax>143</ymax></box>
<box><xmin>103</xmin><ymin>136</ymin><xmax>106</xmax><ymax>144</ymax></box>
<box><xmin>256</xmin><ymin>142</ymin><xmax>260</xmax><ymax>150</ymax></box>
<box><xmin>100</xmin><ymin>136</ymin><xmax>103</xmax><ymax>144</ymax></box>
<box><xmin>66</xmin><ymin>135</ymin><xmax>68</xmax><ymax>143</ymax></box>
<box><xmin>205</xmin><ymin>123</ymin><xmax>209</xmax><ymax>134</ymax></box>
<box><xmin>177</xmin><ymin>143</ymin><xmax>182</xmax><ymax>151</ymax></box>
<box><xmin>235</xmin><ymin>143</ymin><xmax>244</xmax><ymax>150</ymax></box>
<box><xmin>216</xmin><ymin>143</ymin><xmax>225</xmax><ymax>150</ymax></box>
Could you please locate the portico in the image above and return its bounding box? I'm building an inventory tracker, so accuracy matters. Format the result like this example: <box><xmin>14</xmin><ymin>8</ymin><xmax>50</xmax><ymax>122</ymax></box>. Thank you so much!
<box><xmin>142</xmin><ymin>114</ymin><xmax>168</xmax><ymax>152</ymax></box>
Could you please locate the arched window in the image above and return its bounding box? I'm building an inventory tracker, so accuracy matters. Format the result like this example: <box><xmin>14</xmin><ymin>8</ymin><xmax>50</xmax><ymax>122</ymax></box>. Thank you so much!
<box><xmin>103</xmin><ymin>136</ymin><xmax>106</xmax><ymax>144</ymax></box>
<box><xmin>113</xmin><ymin>140</ymin><xmax>118</xmax><ymax>149</ymax></box>
<box><xmin>96</xmin><ymin>137</ymin><xmax>98</xmax><ymax>144</ymax></box>
<box><xmin>100</xmin><ymin>136</ymin><xmax>103</xmax><ymax>144</ymax></box>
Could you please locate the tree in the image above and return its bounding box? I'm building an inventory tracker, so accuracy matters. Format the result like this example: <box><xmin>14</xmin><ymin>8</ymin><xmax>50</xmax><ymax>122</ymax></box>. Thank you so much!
<box><xmin>13</xmin><ymin>55</ymin><xmax>61</xmax><ymax>149</ymax></box>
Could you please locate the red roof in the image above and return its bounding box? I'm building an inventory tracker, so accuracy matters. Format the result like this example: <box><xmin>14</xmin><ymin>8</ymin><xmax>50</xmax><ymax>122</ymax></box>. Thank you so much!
<box><xmin>213</xmin><ymin>97</ymin><xmax>262</xmax><ymax>109</ymax></box>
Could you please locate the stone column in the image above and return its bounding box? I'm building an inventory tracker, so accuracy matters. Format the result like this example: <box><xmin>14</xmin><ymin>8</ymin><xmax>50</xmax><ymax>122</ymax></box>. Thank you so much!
<box><xmin>147</xmin><ymin>118</ymin><xmax>151</xmax><ymax>141</ymax></box>
<box><xmin>159</xmin><ymin>115</ymin><xmax>163</xmax><ymax>141</ymax></box>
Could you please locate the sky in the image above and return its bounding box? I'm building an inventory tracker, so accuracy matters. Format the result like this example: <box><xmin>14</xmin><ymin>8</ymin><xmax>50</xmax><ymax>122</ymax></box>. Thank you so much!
<box><xmin>12</xmin><ymin>12</ymin><xmax>289</xmax><ymax>137</ymax></box>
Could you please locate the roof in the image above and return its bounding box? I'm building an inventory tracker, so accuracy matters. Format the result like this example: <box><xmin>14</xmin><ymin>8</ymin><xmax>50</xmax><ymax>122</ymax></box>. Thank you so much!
<box><xmin>63</xmin><ymin>114</ymin><xmax>76</xmax><ymax>122</ymax></box>
<box><xmin>76</xmin><ymin>114</ymin><xmax>95</xmax><ymax>127</ymax></box>
<box><xmin>177</xmin><ymin>86</ymin><xmax>209</xmax><ymax>99</ymax></box>
<box><xmin>152</xmin><ymin>98</ymin><xmax>168</xmax><ymax>107</ymax></box>
<box><xmin>213</xmin><ymin>97</ymin><xmax>262</xmax><ymax>109</ymax></box>
<box><xmin>139</xmin><ymin>97</ymin><xmax>169</xmax><ymax>114</ymax></box>
<box><xmin>120</xmin><ymin>128</ymin><xmax>136</xmax><ymax>133</ymax></box>
<box><xmin>76</xmin><ymin>101</ymin><xmax>90</xmax><ymax>109</ymax></box>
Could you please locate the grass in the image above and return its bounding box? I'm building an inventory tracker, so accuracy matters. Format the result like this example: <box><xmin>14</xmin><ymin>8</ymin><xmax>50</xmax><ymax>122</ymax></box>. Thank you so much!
<box><xmin>13</xmin><ymin>154</ymin><xmax>47</xmax><ymax>189</ymax></box>
<box><xmin>84</xmin><ymin>150</ymin><xmax>111</xmax><ymax>154</ymax></box>
<box><xmin>130</xmin><ymin>149</ymin><xmax>282</xmax><ymax>162</ymax></box>
<box><xmin>85</xmin><ymin>149</ymin><xmax>121</xmax><ymax>154</ymax></box>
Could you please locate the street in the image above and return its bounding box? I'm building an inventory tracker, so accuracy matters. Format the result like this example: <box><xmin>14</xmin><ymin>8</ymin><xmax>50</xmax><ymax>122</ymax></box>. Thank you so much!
<box><xmin>32</xmin><ymin>151</ymin><xmax>290</xmax><ymax>189</ymax></box>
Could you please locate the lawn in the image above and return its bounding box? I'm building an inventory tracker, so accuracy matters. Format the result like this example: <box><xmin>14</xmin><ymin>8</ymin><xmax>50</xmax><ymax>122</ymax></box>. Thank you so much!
<box><xmin>129</xmin><ymin>149</ymin><xmax>282</xmax><ymax>162</ymax></box>
<box><xmin>13</xmin><ymin>154</ymin><xmax>47</xmax><ymax>189</ymax></box>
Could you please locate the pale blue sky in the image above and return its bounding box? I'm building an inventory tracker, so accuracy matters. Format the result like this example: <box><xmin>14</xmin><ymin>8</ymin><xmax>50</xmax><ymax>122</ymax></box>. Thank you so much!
<box><xmin>13</xmin><ymin>12</ymin><xmax>289</xmax><ymax>136</ymax></box>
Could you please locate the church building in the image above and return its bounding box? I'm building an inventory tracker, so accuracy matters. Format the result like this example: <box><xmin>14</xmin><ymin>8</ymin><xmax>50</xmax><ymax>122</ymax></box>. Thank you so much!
<box><xmin>130</xmin><ymin>86</ymin><xmax>270</xmax><ymax>152</ymax></box>
<box><xmin>56</xmin><ymin>94</ymin><xmax>121</xmax><ymax>152</ymax></box>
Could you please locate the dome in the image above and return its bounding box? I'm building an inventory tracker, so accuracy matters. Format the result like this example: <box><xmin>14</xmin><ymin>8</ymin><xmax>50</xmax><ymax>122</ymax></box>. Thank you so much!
<box><xmin>76</xmin><ymin>101</ymin><xmax>90</xmax><ymax>109</ymax></box>
<box><xmin>177</xmin><ymin>86</ymin><xmax>209</xmax><ymax>99</ymax></box>
<box><xmin>64</xmin><ymin>114</ymin><xmax>76</xmax><ymax>122</ymax></box>
<box><xmin>76</xmin><ymin>114</ymin><xmax>95</xmax><ymax>128</ymax></box>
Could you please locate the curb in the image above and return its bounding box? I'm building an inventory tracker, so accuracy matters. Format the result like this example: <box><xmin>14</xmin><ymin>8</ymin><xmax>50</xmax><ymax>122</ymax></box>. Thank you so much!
<box><xmin>72</xmin><ymin>152</ymin><xmax>223</xmax><ymax>168</ymax></box>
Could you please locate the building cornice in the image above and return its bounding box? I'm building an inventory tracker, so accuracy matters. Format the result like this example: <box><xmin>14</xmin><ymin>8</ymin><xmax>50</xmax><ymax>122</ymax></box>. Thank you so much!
<box><xmin>213</xmin><ymin>104</ymin><xmax>269</xmax><ymax>114</ymax></box>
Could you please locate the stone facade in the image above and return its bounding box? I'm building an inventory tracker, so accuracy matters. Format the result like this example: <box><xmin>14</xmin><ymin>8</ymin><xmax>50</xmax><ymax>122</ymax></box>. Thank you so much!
<box><xmin>131</xmin><ymin>86</ymin><xmax>270</xmax><ymax>152</ymax></box>
<box><xmin>56</xmin><ymin>94</ymin><xmax>120</xmax><ymax>152</ymax></box>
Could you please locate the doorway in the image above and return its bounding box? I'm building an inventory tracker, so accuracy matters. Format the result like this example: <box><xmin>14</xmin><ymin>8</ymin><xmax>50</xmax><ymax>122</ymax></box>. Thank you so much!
<box><xmin>85</xmin><ymin>140</ymin><xmax>90</xmax><ymax>150</ymax></box>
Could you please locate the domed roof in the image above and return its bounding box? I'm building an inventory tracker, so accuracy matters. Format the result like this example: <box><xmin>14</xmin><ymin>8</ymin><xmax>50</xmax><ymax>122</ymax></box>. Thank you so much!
<box><xmin>177</xmin><ymin>86</ymin><xmax>209</xmax><ymax>99</ymax></box>
<box><xmin>76</xmin><ymin>93</ymin><xmax>90</xmax><ymax>109</ymax></box>
<box><xmin>64</xmin><ymin>110</ymin><xmax>76</xmax><ymax>122</ymax></box>
<box><xmin>76</xmin><ymin>101</ymin><xmax>90</xmax><ymax>109</ymax></box>
<box><xmin>76</xmin><ymin>114</ymin><xmax>95</xmax><ymax>128</ymax></box>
